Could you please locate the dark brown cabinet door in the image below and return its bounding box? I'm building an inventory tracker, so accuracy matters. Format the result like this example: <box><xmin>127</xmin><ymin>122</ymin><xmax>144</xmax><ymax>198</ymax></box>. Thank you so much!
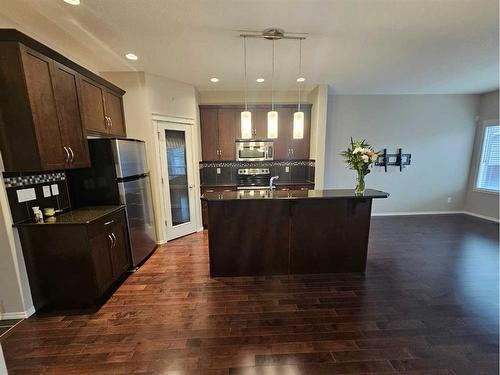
<box><xmin>274</xmin><ymin>107</ymin><xmax>293</xmax><ymax>160</ymax></box>
<box><xmin>109</xmin><ymin>219</ymin><xmax>131</xmax><ymax>277</ymax></box>
<box><xmin>218</xmin><ymin>109</ymin><xmax>237</xmax><ymax>160</ymax></box>
<box><xmin>52</xmin><ymin>62</ymin><xmax>90</xmax><ymax>169</ymax></box>
<box><xmin>90</xmin><ymin>232</ymin><xmax>115</xmax><ymax>295</ymax></box>
<box><xmin>80</xmin><ymin>77</ymin><xmax>107</xmax><ymax>134</ymax></box>
<box><xmin>291</xmin><ymin>108</ymin><xmax>311</xmax><ymax>160</ymax></box>
<box><xmin>200</xmin><ymin>108</ymin><xmax>219</xmax><ymax>160</ymax></box>
<box><xmin>20</xmin><ymin>46</ymin><xmax>66</xmax><ymax>170</ymax></box>
<box><xmin>254</xmin><ymin>108</ymin><xmax>268</xmax><ymax>139</ymax></box>
<box><xmin>104</xmin><ymin>90</ymin><xmax>126</xmax><ymax>137</ymax></box>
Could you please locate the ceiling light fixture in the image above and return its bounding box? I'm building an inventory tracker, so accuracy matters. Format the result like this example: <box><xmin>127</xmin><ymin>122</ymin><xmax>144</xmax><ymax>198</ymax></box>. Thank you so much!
<box><xmin>293</xmin><ymin>39</ymin><xmax>304</xmax><ymax>140</ymax></box>
<box><xmin>267</xmin><ymin>39</ymin><xmax>278</xmax><ymax>139</ymax></box>
<box><xmin>241</xmin><ymin>37</ymin><xmax>252</xmax><ymax>139</ymax></box>
<box><xmin>296</xmin><ymin>77</ymin><xmax>305</xmax><ymax>83</ymax></box>
<box><xmin>125</xmin><ymin>53</ymin><xmax>138</xmax><ymax>60</ymax></box>
<box><xmin>209</xmin><ymin>77</ymin><xmax>219</xmax><ymax>83</ymax></box>
<box><xmin>256</xmin><ymin>78</ymin><xmax>265</xmax><ymax>83</ymax></box>
<box><xmin>63</xmin><ymin>0</ymin><xmax>80</xmax><ymax>4</ymax></box>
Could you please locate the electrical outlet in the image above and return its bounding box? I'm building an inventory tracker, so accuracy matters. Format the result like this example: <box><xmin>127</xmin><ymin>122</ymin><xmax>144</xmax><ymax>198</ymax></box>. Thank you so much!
<box><xmin>216</xmin><ymin>168</ymin><xmax>221</xmax><ymax>174</ymax></box>
<box><xmin>42</xmin><ymin>185</ymin><xmax>51</xmax><ymax>198</ymax></box>
<box><xmin>285</xmin><ymin>166</ymin><xmax>290</xmax><ymax>173</ymax></box>
<box><xmin>51</xmin><ymin>184</ymin><xmax>59</xmax><ymax>196</ymax></box>
<box><xmin>16</xmin><ymin>188</ymin><xmax>36</xmax><ymax>203</ymax></box>
<box><xmin>447</xmin><ymin>197</ymin><xmax>452</xmax><ymax>203</ymax></box>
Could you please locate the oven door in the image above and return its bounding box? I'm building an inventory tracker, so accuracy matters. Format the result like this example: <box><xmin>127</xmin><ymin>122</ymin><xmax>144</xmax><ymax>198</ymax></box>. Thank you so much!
<box><xmin>236</xmin><ymin>144</ymin><xmax>270</xmax><ymax>161</ymax></box>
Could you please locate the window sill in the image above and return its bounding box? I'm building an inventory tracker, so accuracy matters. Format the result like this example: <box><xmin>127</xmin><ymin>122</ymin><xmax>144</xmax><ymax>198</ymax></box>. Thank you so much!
<box><xmin>473</xmin><ymin>188</ymin><xmax>500</xmax><ymax>195</ymax></box>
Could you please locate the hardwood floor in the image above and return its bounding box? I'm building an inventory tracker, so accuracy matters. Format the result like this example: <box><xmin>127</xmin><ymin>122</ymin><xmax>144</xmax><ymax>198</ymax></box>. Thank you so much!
<box><xmin>1</xmin><ymin>214</ymin><xmax>498</xmax><ymax>374</ymax></box>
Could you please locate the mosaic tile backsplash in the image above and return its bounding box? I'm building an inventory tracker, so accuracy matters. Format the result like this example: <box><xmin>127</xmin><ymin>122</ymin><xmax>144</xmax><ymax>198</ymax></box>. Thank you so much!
<box><xmin>199</xmin><ymin>160</ymin><xmax>315</xmax><ymax>186</ymax></box>
<box><xmin>3</xmin><ymin>171</ymin><xmax>70</xmax><ymax>224</ymax></box>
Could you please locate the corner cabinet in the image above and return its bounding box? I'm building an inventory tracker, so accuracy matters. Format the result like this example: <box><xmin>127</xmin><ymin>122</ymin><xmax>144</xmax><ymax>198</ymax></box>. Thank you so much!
<box><xmin>0</xmin><ymin>29</ymin><xmax>126</xmax><ymax>172</ymax></box>
<box><xmin>199</xmin><ymin>104</ymin><xmax>311</xmax><ymax>161</ymax></box>
<box><xmin>17</xmin><ymin>207</ymin><xmax>131</xmax><ymax>311</ymax></box>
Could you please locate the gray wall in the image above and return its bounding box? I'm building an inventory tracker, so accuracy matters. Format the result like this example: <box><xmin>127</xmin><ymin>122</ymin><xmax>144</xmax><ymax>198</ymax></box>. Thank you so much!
<box><xmin>325</xmin><ymin>95</ymin><xmax>479</xmax><ymax>213</ymax></box>
<box><xmin>464</xmin><ymin>90</ymin><xmax>499</xmax><ymax>220</ymax></box>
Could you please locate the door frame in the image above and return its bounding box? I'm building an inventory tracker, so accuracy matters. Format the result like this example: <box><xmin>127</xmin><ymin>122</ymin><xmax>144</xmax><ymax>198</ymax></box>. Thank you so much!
<box><xmin>153</xmin><ymin>115</ymin><xmax>202</xmax><ymax>242</ymax></box>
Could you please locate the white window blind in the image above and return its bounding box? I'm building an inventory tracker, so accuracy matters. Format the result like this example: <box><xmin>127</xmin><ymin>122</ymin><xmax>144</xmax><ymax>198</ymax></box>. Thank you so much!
<box><xmin>476</xmin><ymin>125</ymin><xmax>500</xmax><ymax>192</ymax></box>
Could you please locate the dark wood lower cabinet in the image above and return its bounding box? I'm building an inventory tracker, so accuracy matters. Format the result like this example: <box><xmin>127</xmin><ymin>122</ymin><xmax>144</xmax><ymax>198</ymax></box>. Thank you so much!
<box><xmin>17</xmin><ymin>208</ymin><xmax>131</xmax><ymax>312</ymax></box>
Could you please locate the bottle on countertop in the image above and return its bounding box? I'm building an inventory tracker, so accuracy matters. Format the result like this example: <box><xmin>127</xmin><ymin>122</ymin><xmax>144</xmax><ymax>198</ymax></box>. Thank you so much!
<box><xmin>32</xmin><ymin>206</ymin><xmax>44</xmax><ymax>223</ymax></box>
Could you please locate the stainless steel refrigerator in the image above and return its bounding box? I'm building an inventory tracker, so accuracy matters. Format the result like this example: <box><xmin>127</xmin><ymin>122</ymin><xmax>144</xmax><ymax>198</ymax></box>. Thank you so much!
<box><xmin>67</xmin><ymin>138</ymin><xmax>156</xmax><ymax>267</ymax></box>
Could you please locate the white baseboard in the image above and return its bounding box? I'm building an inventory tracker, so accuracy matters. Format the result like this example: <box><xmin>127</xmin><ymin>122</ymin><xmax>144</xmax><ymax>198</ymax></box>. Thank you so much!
<box><xmin>372</xmin><ymin>211</ymin><xmax>463</xmax><ymax>217</ymax></box>
<box><xmin>372</xmin><ymin>210</ymin><xmax>499</xmax><ymax>223</ymax></box>
<box><xmin>1</xmin><ymin>305</ymin><xmax>35</xmax><ymax>320</ymax></box>
<box><xmin>463</xmin><ymin>211</ymin><xmax>499</xmax><ymax>223</ymax></box>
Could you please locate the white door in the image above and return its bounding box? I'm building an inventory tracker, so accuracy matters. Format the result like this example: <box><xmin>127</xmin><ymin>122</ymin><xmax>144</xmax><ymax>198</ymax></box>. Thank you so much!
<box><xmin>157</xmin><ymin>122</ymin><xmax>197</xmax><ymax>240</ymax></box>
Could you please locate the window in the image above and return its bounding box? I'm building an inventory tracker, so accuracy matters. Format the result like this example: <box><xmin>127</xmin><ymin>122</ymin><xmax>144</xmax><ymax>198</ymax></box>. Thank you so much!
<box><xmin>476</xmin><ymin>124</ymin><xmax>500</xmax><ymax>192</ymax></box>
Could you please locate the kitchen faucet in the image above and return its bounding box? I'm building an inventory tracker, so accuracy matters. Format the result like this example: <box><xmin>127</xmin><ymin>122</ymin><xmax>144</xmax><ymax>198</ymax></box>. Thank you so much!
<box><xmin>269</xmin><ymin>175</ymin><xmax>279</xmax><ymax>190</ymax></box>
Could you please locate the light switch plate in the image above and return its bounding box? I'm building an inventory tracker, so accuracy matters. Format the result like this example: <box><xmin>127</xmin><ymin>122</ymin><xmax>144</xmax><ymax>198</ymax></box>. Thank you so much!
<box><xmin>42</xmin><ymin>185</ymin><xmax>51</xmax><ymax>198</ymax></box>
<box><xmin>51</xmin><ymin>184</ymin><xmax>59</xmax><ymax>196</ymax></box>
<box><xmin>285</xmin><ymin>166</ymin><xmax>290</xmax><ymax>173</ymax></box>
<box><xmin>16</xmin><ymin>188</ymin><xmax>36</xmax><ymax>203</ymax></box>
<box><xmin>216</xmin><ymin>168</ymin><xmax>221</xmax><ymax>174</ymax></box>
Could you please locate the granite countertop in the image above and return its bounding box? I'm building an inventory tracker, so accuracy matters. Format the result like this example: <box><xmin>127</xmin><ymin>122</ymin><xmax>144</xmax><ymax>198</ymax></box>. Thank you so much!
<box><xmin>201</xmin><ymin>189</ymin><xmax>389</xmax><ymax>201</ymax></box>
<box><xmin>15</xmin><ymin>205</ymin><xmax>125</xmax><ymax>226</ymax></box>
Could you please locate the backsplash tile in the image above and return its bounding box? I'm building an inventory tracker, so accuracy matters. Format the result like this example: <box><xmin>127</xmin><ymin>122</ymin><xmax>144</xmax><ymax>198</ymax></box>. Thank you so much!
<box><xmin>3</xmin><ymin>171</ymin><xmax>70</xmax><ymax>224</ymax></box>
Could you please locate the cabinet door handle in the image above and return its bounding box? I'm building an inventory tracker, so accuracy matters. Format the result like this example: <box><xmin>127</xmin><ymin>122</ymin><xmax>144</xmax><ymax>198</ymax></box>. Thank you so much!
<box><xmin>111</xmin><ymin>233</ymin><xmax>117</xmax><ymax>247</ymax></box>
<box><xmin>104</xmin><ymin>116</ymin><xmax>109</xmax><ymax>128</ymax></box>
<box><xmin>63</xmin><ymin>147</ymin><xmax>70</xmax><ymax>162</ymax></box>
<box><xmin>68</xmin><ymin>147</ymin><xmax>75</xmax><ymax>163</ymax></box>
<box><xmin>108</xmin><ymin>234</ymin><xmax>114</xmax><ymax>248</ymax></box>
<box><xmin>109</xmin><ymin>117</ymin><xmax>113</xmax><ymax>128</ymax></box>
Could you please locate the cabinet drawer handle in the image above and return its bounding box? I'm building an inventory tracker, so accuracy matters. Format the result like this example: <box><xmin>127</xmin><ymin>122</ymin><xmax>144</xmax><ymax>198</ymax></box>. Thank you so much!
<box><xmin>111</xmin><ymin>233</ymin><xmax>117</xmax><ymax>247</ymax></box>
<box><xmin>68</xmin><ymin>147</ymin><xmax>74</xmax><ymax>163</ymax></box>
<box><xmin>63</xmin><ymin>147</ymin><xmax>70</xmax><ymax>162</ymax></box>
<box><xmin>104</xmin><ymin>220</ymin><xmax>114</xmax><ymax>226</ymax></box>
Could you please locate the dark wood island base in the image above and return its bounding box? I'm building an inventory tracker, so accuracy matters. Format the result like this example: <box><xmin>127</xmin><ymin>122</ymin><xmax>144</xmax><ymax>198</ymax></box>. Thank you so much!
<box><xmin>202</xmin><ymin>189</ymin><xmax>389</xmax><ymax>277</ymax></box>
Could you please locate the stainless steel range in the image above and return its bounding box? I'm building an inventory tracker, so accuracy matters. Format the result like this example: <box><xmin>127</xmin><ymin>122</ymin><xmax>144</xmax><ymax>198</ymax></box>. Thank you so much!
<box><xmin>237</xmin><ymin>168</ymin><xmax>270</xmax><ymax>190</ymax></box>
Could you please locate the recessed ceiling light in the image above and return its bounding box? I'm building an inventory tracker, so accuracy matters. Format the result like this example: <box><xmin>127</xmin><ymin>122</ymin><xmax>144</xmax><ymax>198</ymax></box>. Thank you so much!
<box><xmin>256</xmin><ymin>78</ymin><xmax>265</xmax><ymax>83</ymax></box>
<box><xmin>63</xmin><ymin>0</ymin><xmax>80</xmax><ymax>4</ymax></box>
<box><xmin>296</xmin><ymin>77</ymin><xmax>306</xmax><ymax>83</ymax></box>
<box><xmin>210</xmin><ymin>78</ymin><xmax>219</xmax><ymax>83</ymax></box>
<box><xmin>125</xmin><ymin>53</ymin><xmax>138</xmax><ymax>61</ymax></box>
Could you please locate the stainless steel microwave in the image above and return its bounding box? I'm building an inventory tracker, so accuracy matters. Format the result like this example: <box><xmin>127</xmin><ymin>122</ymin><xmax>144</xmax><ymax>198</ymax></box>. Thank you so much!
<box><xmin>235</xmin><ymin>140</ymin><xmax>274</xmax><ymax>161</ymax></box>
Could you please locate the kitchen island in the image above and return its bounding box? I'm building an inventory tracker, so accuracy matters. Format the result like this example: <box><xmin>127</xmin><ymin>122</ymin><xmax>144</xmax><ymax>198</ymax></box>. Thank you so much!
<box><xmin>201</xmin><ymin>189</ymin><xmax>389</xmax><ymax>277</ymax></box>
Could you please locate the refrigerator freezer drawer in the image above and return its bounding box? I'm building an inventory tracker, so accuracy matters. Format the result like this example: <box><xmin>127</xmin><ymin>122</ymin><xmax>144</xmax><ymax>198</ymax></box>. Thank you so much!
<box><xmin>118</xmin><ymin>176</ymin><xmax>156</xmax><ymax>266</ymax></box>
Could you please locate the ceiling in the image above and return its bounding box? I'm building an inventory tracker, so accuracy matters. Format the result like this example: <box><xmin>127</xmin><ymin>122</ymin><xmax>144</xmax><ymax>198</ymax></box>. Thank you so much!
<box><xmin>1</xmin><ymin>0</ymin><xmax>498</xmax><ymax>94</ymax></box>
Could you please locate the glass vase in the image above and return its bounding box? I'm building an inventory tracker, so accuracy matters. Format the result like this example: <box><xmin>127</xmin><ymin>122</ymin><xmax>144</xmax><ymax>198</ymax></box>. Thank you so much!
<box><xmin>355</xmin><ymin>170</ymin><xmax>365</xmax><ymax>195</ymax></box>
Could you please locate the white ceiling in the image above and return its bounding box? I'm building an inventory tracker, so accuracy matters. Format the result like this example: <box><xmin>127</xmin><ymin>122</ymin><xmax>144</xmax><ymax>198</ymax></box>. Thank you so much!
<box><xmin>1</xmin><ymin>0</ymin><xmax>499</xmax><ymax>94</ymax></box>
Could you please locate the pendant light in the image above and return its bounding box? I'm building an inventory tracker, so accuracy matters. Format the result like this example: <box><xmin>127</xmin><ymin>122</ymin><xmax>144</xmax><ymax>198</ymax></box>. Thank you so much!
<box><xmin>293</xmin><ymin>39</ymin><xmax>304</xmax><ymax>139</ymax></box>
<box><xmin>241</xmin><ymin>36</ymin><xmax>252</xmax><ymax>139</ymax></box>
<box><xmin>267</xmin><ymin>39</ymin><xmax>278</xmax><ymax>139</ymax></box>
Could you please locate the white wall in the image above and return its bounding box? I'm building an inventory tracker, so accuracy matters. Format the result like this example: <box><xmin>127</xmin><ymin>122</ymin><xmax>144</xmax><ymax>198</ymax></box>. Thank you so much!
<box><xmin>464</xmin><ymin>90</ymin><xmax>499</xmax><ymax>220</ymax></box>
<box><xmin>325</xmin><ymin>95</ymin><xmax>479</xmax><ymax>214</ymax></box>
<box><xmin>102</xmin><ymin>72</ymin><xmax>202</xmax><ymax>243</ymax></box>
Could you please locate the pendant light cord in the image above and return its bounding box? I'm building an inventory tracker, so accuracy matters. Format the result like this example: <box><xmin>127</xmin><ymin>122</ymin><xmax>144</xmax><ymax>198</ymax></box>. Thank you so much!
<box><xmin>244</xmin><ymin>36</ymin><xmax>248</xmax><ymax>111</ymax></box>
<box><xmin>298</xmin><ymin>39</ymin><xmax>302</xmax><ymax>113</ymax></box>
<box><xmin>271</xmin><ymin>39</ymin><xmax>275</xmax><ymax>111</ymax></box>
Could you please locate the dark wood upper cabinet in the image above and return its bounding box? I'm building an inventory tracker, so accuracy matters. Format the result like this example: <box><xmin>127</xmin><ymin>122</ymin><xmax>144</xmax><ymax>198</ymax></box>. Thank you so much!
<box><xmin>0</xmin><ymin>29</ymin><xmax>126</xmax><ymax>171</ymax></box>
<box><xmin>200</xmin><ymin>109</ymin><xmax>219</xmax><ymax>160</ymax></box>
<box><xmin>52</xmin><ymin>62</ymin><xmax>90</xmax><ymax>169</ymax></box>
<box><xmin>19</xmin><ymin>46</ymin><xmax>67</xmax><ymax>171</ymax></box>
<box><xmin>199</xmin><ymin>104</ymin><xmax>311</xmax><ymax>162</ymax></box>
<box><xmin>79</xmin><ymin>79</ymin><xmax>126</xmax><ymax>138</ymax></box>
<box><xmin>79</xmin><ymin>77</ymin><xmax>107</xmax><ymax>134</ymax></box>
<box><xmin>218</xmin><ymin>109</ymin><xmax>237</xmax><ymax>160</ymax></box>
<box><xmin>104</xmin><ymin>90</ymin><xmax>126</xmax><ymax>137</ymax></box>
